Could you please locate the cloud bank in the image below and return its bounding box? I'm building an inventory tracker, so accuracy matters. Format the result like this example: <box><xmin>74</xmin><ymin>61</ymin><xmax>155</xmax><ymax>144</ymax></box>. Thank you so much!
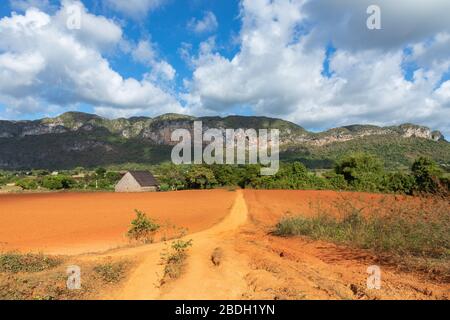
<box><xmin>1</xmin><ymin>0</ymin><xmax>449</xmax><ymax>136</ymax></box>
<box><xmin>184</xmin><ymin>0</ymin><xmax>450</xmax><ymax>135</ymax></box>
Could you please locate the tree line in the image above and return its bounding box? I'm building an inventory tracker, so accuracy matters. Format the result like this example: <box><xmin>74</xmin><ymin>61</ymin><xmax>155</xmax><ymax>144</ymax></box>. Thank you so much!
<box><xmin>155</xmin><ymin>153</ymin><xmax>449</xmax><ymax>195</ymax></box>
<box><xmin>1</xmin><ymin>153</ymin><xmax>448</xmax><ymax>195</ymax></box>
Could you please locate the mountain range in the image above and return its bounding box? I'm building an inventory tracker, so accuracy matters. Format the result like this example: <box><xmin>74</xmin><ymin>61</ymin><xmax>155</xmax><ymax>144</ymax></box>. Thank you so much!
<box><xmin>0</xmin><ymin>112</ymin><xmax>448</xmax><ymax>171</ymax></box>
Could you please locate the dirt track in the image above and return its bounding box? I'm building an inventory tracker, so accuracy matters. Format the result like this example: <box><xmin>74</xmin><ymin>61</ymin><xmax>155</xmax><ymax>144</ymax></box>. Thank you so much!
<box><xmin>101</xmin><ymin>190</ymin><xmax>449</xmax><ymax>300</ymax></box>
<box><xmin>106</xmin><ymin>190</ymin><xmax>250</xmax><ymax>300</ymax></box>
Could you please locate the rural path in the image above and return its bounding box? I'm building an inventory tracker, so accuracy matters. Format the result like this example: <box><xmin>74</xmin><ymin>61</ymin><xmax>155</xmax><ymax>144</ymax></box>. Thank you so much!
<box><xmin>101</xmin><ymin>190</ymin><xmax>449</xmax><ymax>300</ymax></box>
<box><xmin>107</xmin><ymin>190</ymin><xmax>251</xmax><ymax>300</ymax></box>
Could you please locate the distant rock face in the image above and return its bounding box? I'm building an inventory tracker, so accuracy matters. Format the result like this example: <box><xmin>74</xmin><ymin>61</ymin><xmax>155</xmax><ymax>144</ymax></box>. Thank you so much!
<box><xmin>0</xmin><ymin>112</ymin><xmax>448</xmax><ymax>170</ymax></box>
<box><xmin>398</xmin><ymin>125</ymin><xmax>444</xmax><ymax>141</ymax></box>
<box><xmin>0</xmin><ymin>112</ymin><xmax>445</xmax><ymax>147</ymax></box>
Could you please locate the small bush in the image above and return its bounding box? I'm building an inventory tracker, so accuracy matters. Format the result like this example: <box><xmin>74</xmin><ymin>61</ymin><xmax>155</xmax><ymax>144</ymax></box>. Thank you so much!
<box><xmin>41</xmin><ymin>176</ymin><xmax>75</xmax><ymax>190</ymax></box>
<box><xmin>15</xmin><ymin>179</ymin><xmax>38</xmax><ymax>190</ymax></box>
<box><xmin>383</xmin><ymin>172</ymin><xmax>415</xmax><ymax>194</ymax></box>
<box><xmin>159</xmin><ymin>184</ymin><xmax>171</xmax><ymax>192</ymax></box>
<box><xmin>127</xmin><ymin>210</ymin><xmax>160</xmax><ymax>243</ymax></box>
<box><xmin>323</xmin><ymin>172</ymin><xmax>348</xmax><ymax>190</ymax></box>
<box><xmin>161</xmin><ymin>239</ymin><xmax>193</xmax><ymax>282</ymax></box>
<box><xmin>0</xmin><ymin>253</ymin><xmax>62</xmax><ymax>273</ymax></box>
<box><xmin>412</xmin><ymin>157</ymin><xmax>444</xmax><ymax>194</ymax></box>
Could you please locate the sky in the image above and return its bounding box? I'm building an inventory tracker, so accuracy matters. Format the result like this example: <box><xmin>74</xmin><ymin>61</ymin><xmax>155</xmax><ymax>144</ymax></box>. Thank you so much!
<box><xmin>0</xmin><ymin>0</ymin><xmax>449</xmax><ymax>137</ymax></box>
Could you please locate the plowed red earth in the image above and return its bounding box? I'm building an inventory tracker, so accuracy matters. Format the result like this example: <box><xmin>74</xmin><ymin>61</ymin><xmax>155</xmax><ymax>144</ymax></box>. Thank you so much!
<box><xmin>0</xmin><ymin>190</ymin><xmax>235</xmax><ymax>255</ymax></box>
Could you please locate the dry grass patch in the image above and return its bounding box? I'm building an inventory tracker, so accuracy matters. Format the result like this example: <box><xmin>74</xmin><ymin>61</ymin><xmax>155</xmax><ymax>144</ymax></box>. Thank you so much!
<box><xmin>0</xmin><ymin>253</ymin><xmax>63</xmax><ymax>273</ymax></box>
<box><xmin>275</xmin><ymin>196</ymin><xmax>450</xmax><ymax>282</ymax></box>
<box><xmin>0</xmin><ymin>253</ymin><xmax>132</xmax><ymax>300</ymax></box>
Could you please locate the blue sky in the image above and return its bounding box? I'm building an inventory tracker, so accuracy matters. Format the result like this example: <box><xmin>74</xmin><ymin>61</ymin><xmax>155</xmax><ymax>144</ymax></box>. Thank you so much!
<box><xmin>91</xmin><ymin>0</ymin><xmax>241</xmax><ymax>88</ymax></box>
<box><xmin>0</xmin><ymin>0</ymin><xmax>449</xmax><ymax>136</ymax></box>
<box><xmin>0</xmin><ymin>0</ymin><xmax>244</xmax><ymax>117</ymax></box>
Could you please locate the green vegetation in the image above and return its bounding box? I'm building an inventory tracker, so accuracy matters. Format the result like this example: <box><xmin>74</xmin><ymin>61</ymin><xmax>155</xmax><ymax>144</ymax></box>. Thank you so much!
<box><xmin>132</xmin><ymin>154</ymin><xmax>449</xmax><ymax>196</ymax></box>
<box><xmin>334</xmin><ymin>153</ymin><xmax>384</xmax><ymax>192</ymax></box>
<box><xmin>282</xmin><ymin>135</ymin><xmax>450</xmax><ymax>170</ymax></box>
<box><xmin>160</xmin><ymin>239</ymin><xmax>193</xmax><ymax>283</ymax></box>
<box><xmin>41</xmin><ymin>175</ymin><xmax>76</xmax><ymax>190</ymax></box>
<box><xmin>0</xmin><ymin>253</ymin><xmax>62</xmax><ymax>273</ymax></box>
<box><xmin>127</xmin><ymin>210</ymin><xmax>160</xmax><ymax>243</ymax></box>
<box><xmin>275</xmin><ymin>212</ymin><xmax>448</xmax><ymax>259</ymax></box>
<box><xmin>412</xmin><ymin>157</ymin><xmax>445</xmax><ymax>193</ymax></box>
<box><xmin>186</xmin><ymin>166</ymin><xmax>217</xmax><ymax>189</ymax></box>
<box><xmin>0</xmin><ymin>150</ymin><xmax>448</xmax><ymax>196</ymax></box>
<box><xmin>15</xmin><ymin>178</ymin><xmax>38</xmax><ymax>190</ymax></box>
<box><xmin>0</xmin><ymin>168</ymin><xmax>122</xmax><ymax>192</ymax></box>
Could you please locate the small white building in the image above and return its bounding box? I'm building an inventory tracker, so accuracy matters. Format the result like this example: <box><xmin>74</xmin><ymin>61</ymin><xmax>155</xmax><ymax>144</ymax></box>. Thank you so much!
<box><xmin>115</xmin><ymin>171</ymin><xmax>159</xmax><ymax>193</ymax></box>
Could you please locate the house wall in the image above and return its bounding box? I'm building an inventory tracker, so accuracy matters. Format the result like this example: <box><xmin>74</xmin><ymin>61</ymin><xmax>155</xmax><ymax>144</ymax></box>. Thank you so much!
<box><xmin>115</xmin><ymin>173</ymin><xmax>158</xmax><ymax>193</ymax></box>
<box><xmin>115</xmin><ymin>173</ymin><xmax>141</xmax><ymax>192</ymax></box>
<box><xmin>140</xmin><ymin>186</ymin><xmax>158</xmax><ymax>192</ymax></box>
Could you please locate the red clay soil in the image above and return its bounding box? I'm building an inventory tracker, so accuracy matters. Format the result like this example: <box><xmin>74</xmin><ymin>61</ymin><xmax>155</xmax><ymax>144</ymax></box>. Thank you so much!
<box><xmin>102</xmin><ymin>190</ymin><xmax>449</xmax><ymax>300</ymax></box>
<box><xmin>243</xmin><ymin>189</ymin><xmax>417</xmax><ymax>224</ymax></box>
<box><xmin>0</xmin><ymin>190</ymin><xmax>235</xmax><ymax>255</ymax></box>
<box><xmin>239</xmin><ymin>190</ymin><xmax>450</xmax><ymax>300</ymax></box>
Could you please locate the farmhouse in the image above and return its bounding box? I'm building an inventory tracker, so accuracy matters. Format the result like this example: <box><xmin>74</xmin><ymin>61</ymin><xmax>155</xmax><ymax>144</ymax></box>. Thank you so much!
<box><xmin>115</xmin><ymin>171</ymin><xmax>159</xmax><ymax>193</ymax></box>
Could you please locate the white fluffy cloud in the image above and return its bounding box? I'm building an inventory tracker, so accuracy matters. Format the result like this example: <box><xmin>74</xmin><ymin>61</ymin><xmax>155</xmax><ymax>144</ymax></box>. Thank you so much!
<box><xmin>184</xmin><ymin>0</ymin><xmax>450</xmax><ymax>136</ymax></box>
<box><xmin>188</xmin><ymin>11</ymin><xmax>218</xmax><ymax>34</ymax></box>
<box><xmin>0</xmin><ymin>0</ymin><xmax>182</xmax><ymax>118</ymax></box>
<box><xmin>104</xmin><ymin>0</ymin><xmax>166</xmax><ymax>19</ymax></box>
<box><xmin>304</xmin><ymin>0</ymin><xmax>450</xmax><ymax>51</ymax></box>
<box><xmin>132</xmin><ymin>40</ymin><xmax>176</xmax><ymax>81</ymax></box>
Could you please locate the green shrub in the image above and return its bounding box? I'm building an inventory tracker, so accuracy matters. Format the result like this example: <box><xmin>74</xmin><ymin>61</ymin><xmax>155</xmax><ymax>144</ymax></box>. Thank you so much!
<box><xmin>159</xmin><ymin>184</ymin><xmax>171</xmax><ymax>192</ymax></box>
<box><xmin>186</xmin><ymin>166</ymin><xmax>217</xmax><ymax>189</ymax></box>
<box><xmin>161</xmin><ymin>239</ymin><xmax>193</xmax><ymax>281</ymax></box>
<box><xmin>16</xmin><ymin>178</ymin><xmax>38</xmax><ymax>190</ymax></box>
<box><xmin>41</xmin><ymin>176</ymin><xmax>75</xmax><ymax>190</ymax></box>
<box><xmin>248</xmin><ymin>162</ymin><xmax>330</xmax><ymax>190</ymax></box>
<box><xmin>412</xmin><ymin>157</ymin><xmax>443</xmax><ymax>193</ymax></box>
<box><xmin>335</xmin><ymin>153</ymin><xmax>385</xmax><ymax>192</ymax></box>
<box><xmin>127</xmin><ymin>210</ymin><xmax>160</xmax><ymax>243</ymax></box>
<box><xmin>383</xmin><ymin>172</ymin><xmax>415</xmax><ymax>194</ymax></box>
<box><xmin>95</xmin><ymin>167</ymin><xmax>107</xmax><ymax>178</ymax></box>
<box><xmin>105</xmin><ymin>171</ymin><xmax>121</xmax><ymax>184</ymax></box>
<box><xmin>323</xmin><ymin>172</ymin><xmax>348</xmax><ymax>190</ymax></box>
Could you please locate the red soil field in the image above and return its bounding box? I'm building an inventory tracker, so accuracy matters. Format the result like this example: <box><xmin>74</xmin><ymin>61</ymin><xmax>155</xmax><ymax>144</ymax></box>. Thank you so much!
<box><xmin>240</xmin><ymin>190</ymin><xmax>449</xmax><ymax>300</ymax></box>
<box><xmin>243</xmin><ymin>189</ymin><xmax>412</xmax><ymax>225</ymax></box>
<box><xmin>0</xmin><ymin>190</ymin><xmax>235</xmax><ymax>255</ymax></box>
